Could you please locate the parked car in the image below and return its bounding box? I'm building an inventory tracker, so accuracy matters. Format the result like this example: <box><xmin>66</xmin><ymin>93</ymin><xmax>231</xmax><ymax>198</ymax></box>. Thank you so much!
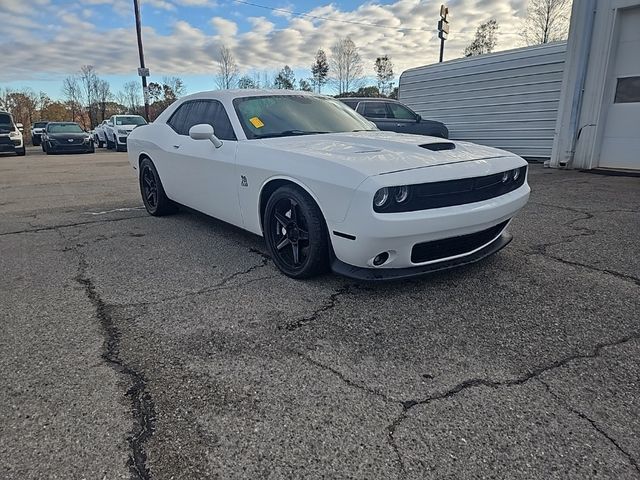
<box><xmin>339</xmin><ymin>97</ymin><xmax>449</xmax><ymax>139</ymax></box>
<box><xmin>42</xmin><ymin>122</ymin><xmax>95</xmax><ymax>154</ymax></box>
<box><xmin>127</xmin><ymin>90</ymin><xmax>529</xmax><ymax>280</ymax></box>
<box><xmin>94</xmin><ymin>120</ymin><xmax>108</xmax><ymax>148</ymax></box>
<box><xmin>30</xmin><ymin>121</ymin><xmax>49</xmax><ymax>146</ymax></box>
<box><xmin>0</xmin><ymin>111</ymin><xmax>26</xmax><ymax>156</ymax></box>
<box><xmin>104</xmin><ymin>114</ymin><xmax>147</xmax><ymax>152</ymax></box>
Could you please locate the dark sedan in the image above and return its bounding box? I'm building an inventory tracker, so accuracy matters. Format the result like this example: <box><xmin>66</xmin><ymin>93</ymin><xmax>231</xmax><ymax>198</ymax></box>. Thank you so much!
<box><xmin>42</xmin><ymin>122</ymin><xmax>95</xmax><ymax>154</ymax></box>
<box><xmin>339</xmin><ymin>98</ymin><xmax>449</xmax><ymax>139</ymax></box>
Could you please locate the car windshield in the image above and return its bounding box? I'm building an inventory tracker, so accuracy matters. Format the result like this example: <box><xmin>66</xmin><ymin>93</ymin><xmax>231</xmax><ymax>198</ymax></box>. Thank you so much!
<box><xmin>0</xmin><ymin>114</ymin><xmax>12</xmax><ymax>133</ymax></box>
<box><xmin>233</xmin><ymin>95</ymin><xmax>376</xmax><ymax>139</ymax></box>
<box><xmin>115</xmin><ymin>116</ymin><xmax>146</xmax><ymax>126</ymax></box>
<box><xmin>48</xmin><ymin>123</ymin><xmax>84</xmax><ymax>134</ymax></box>
<box><xmin>33</xmin><ymin>122</ymin><xmax>48</xmax><ymax>128</ymax></box>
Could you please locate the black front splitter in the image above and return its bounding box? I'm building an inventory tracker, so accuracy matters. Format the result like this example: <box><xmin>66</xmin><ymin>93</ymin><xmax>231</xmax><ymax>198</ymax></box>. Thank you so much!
<box><xmin>330</xmin><ymin>232</ymin><xmax>513</xmax><ymax>282</ymax></box>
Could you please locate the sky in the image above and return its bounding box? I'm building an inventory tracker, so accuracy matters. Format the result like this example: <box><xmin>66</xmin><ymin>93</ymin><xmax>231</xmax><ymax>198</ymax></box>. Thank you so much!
<box><xmin>1</xmin><ymin>0</ymin><xmax>531</xmax><ymax>99</ymax></box>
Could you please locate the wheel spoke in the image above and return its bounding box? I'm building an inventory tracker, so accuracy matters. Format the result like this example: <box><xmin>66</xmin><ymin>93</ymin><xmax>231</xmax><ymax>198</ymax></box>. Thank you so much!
<box><xmin>289</xmin><ymin>200</ymin><xmax>298</xmax><ymax>223</ymax></box>
<box><xmin>291</xmin><ymin>242</ymin><xmax>300</xmax><ymax>264</ymax></box>
<box><xmin>298</xmin><ymin>228</ymin><xmax>309</xmax><ymax>241</ymax></box>
<box><xmin>275</xmin><ymin>212</ymin><xmax>289</xmax><ymax>228</ymax></box>
<box><xmin>276</xmin><ymin>237</ymin><xmax>291</xmax><ymax>251</ymax></box>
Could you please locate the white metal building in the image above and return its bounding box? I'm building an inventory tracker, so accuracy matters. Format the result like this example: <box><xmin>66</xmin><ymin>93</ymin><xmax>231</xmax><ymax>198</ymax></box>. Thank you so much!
<box><xmin>552</xmin><ymin>0</ymin><xmax>640</xmax><ymax>171</ymax></box>
<box><xmin>398</xmin><ymin>42</ymin><xmax>567</xmax><ymax>160</ymax></box>
<box><xmin>399</xmin><ymin>0</ymin><xmax>640</xmax><ymax>171</ymax></box>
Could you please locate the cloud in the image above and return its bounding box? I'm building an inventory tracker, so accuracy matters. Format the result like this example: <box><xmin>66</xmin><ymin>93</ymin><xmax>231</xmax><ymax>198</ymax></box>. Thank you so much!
<box><xmin>0</xmin><ymin>0</ymin><xmax>531</xmax><ymax>83</ymax></box>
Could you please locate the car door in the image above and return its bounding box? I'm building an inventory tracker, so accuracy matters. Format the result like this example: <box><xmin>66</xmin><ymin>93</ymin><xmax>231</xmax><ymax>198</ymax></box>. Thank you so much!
<box><xmin>358</xmin><ymin>101</ymin><xmax>394</xmax><ymax>131</ymax></box>
<box><xmin>162</xmin><ymin>99</ymin><xmax>241</xmax><ymax>226</ymax></box>
<box><xmin>384</xmin><ymin>102</ymin><xmax>421</xmax><ymax>134</ymax></box>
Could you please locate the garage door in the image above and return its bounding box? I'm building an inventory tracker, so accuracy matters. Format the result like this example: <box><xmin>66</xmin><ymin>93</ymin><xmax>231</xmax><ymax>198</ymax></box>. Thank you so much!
<box><xmin>598</xmin><ymin>6</ymin><xmax>640</xmax><ymax>170</ymax></box>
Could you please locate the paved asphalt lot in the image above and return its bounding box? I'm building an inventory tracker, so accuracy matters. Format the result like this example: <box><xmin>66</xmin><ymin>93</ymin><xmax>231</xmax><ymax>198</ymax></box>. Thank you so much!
<box><xmin>1</xmin><ymin>146</ymin><xmax>639</xmax><ymax>480</ymax></box>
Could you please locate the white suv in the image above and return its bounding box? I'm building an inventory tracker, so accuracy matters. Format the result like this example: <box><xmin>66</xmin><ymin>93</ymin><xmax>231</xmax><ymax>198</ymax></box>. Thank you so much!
<box><xmin>0</xmin><ymin>111</ymin><xmax>25</xmax><ymax>156</ymax></box>
<box><xmin>93</xmin><ymin>120</ymin><xmax>108</xmax><ymax>148</ymax></box>
<box><xmin>104</xmin><ymin>114</ymin><xmax>147</xmax><ymax>152</ymax></box>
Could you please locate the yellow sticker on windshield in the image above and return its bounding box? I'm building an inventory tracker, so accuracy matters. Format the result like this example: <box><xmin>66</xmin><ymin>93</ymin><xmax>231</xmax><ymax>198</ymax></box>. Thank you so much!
<box><xmin>249</xmin><ymin>116</ymin><xmax>264</xmax><ymax>128</ymax></box>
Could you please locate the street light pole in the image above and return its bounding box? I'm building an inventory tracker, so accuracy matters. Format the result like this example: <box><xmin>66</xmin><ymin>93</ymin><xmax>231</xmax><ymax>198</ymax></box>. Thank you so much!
<box><xmin>133</xmin><ymin>0</ymin><xmax>150</xmax><ymax>121</ymax></box>
<box><xmin>438</xmin><ymin>5</ymin><xmax>450</xmax><ymax>63</ymax></box>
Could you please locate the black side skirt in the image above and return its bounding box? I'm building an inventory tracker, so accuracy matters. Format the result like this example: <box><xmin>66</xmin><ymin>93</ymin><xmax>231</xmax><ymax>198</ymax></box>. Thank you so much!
<box><xmin>330</xmin><ymin>232</ymin><xmax>512</xmax><ymax>282</ymax></box>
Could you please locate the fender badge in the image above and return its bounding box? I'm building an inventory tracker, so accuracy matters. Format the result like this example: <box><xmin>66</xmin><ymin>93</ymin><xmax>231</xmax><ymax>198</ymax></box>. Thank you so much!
<box><xmin>240</xmin><ymin>175</ymin><xmax>248</xmax><ymax>187</ymax></box>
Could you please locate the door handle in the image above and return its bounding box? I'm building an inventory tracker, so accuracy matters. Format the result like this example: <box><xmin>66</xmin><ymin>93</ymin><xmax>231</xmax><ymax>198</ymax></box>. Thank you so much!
<box><xmin>172</xmin><ymin>144</ymin><xmax>180</xmax><ymax>149</ymax></box>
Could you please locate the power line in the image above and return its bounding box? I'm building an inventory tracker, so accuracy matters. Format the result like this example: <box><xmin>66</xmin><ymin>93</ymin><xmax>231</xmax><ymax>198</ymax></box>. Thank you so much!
<box><xmin>230</xmin><ymin>0</ymin><xmax>429</xmax><ymax>32</ymax></box>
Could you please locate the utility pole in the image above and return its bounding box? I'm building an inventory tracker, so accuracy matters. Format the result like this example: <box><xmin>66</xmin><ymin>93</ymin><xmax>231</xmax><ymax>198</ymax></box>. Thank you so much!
<box><xmin>438</xmin><ymin>5</ymin><xmax>450</xmax><ymax>63</ymax></box>
<box><xmin>133</xmin><ymin>0</ymin><xmax>150</xmax><ymax>121</ymax></box>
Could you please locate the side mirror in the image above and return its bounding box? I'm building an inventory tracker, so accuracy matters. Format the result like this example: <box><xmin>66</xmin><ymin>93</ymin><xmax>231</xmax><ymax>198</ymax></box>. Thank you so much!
<box><xmin>416</xmin><ymin>114</ymin><xmax>422</xmax><ymax>123</ymax></box>
<box><xmin>189</xmin><ymin>123</ymin><xmax>223</xmax><ymax>148</ymax></box>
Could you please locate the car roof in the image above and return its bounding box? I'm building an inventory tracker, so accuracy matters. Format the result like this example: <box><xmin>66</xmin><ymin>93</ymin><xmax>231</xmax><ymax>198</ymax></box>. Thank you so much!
<box><xmin>178</xmin><ymin>89</ymin><xmax>318</xmax><ymax>103</ymax></box>
<box><xmin>47</xmin><ymin>122</ymin><xmax>80</xmax><ymax>125</ymax></box>
<box><xmin>339</xmin><ymin>97</ymin><xmax>400</xmax><ymax>103</ymax></box>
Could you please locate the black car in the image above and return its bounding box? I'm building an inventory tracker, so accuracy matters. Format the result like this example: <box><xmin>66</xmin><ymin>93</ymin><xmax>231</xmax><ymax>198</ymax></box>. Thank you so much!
<box><xmin>339</xmin><ymin>98</ymin><xmax>449</xmax><ymax>139</ymax></box>
<box><xmin>42</xmin><ymin>122</ymin><xmax>95</xmax><ymax>154</ymax></box>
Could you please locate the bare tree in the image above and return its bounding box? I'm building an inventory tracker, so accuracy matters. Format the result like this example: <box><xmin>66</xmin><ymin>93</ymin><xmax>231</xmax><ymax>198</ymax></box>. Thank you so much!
<box><xmin>79</xmin><ymin>65</ymin><xmax>100</xmax><ymax>127</ymax></box>
<box><xmin>215</xmin><ymin>45</ymin><xmax>239</xmax><ymax>89</ymax></box>
<box><xmin>464</xmin><ymin>19</ymin><xmax>499</xmax><ymax>56</ymax></box>
<box><xmin>95</xmin><ymin>79</ymin><xmax>111</xmax><ymax>122</ymax></box>
<box><xmin>62</xmin><ymin>75</ymin><xmax>82</xmax><ymax>122</ymax></box>
<box><xmin>121</xmin><ymin>81</ymin><xmax>141</xmax><ymax>114</ymax></box>
<box><xmin>311</xmin><ymin>49</ymin><xmax>329</xmax><ymax>94</ymax></box>
<box><xmin>522</xmin><ymin>0</ymin><xmax>571</xmax><ymax>45</ymax></box>
<box><xmin>162</xmin><ymin>76</ymin><xmax>186</xmax><ymax>99</ymax></box>
<box><xmin>330</xmin><ymin>37</ymin><xmax>364</xmax><ymax>95</ymax></box>
<box><xmin>374</xmin><ymin>55</ymin><xmax>394</xmax><ymax>97</ymax></box>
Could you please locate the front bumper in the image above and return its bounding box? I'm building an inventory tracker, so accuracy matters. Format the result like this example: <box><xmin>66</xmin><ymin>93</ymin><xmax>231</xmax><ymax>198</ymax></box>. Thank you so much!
<box><xmin>0</xmin><ymin>137</ymin><xmax>23</xmax><ymax>152</ymax></box>
<box><xmin>47</xmin><ymin>142</ymin><xmax>93</xmax><ymax>153</ymax></box>
<box><xmin>331</xmin><ymin>231</ymin><xmax>512</xmax><ymax>281</ymax></box>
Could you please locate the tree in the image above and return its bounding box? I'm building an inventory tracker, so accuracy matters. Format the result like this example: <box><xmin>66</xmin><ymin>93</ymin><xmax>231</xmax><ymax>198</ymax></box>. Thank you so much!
<box><xmin>79</xmin><ymin>65</ymin><xmax>99</xmax><ymax>126</ymax></box>
<box><xmin>215</xmin><ymin>45</ymin><xmax>239</xmax><ymax>89</ymax></box>
<box><xmin>95</xmin><ymin>79</ymin><xmax>111</xmax><ymax>123</ymax></box>
<box><xmin>162</xmin><ymin>76</ymin><xmax>186</xmax><ymax>100</ymax></box>
<box><xmin>464</xmin><ymin>19</ymin><xmax>499</xmax><ymax>57</ymax></box>
<box><xmin>311</xmin><ymin>49</ymin><xmax>329</xmax><ymax>93</ymax></box>
<box><xmin>521</xmin><ymin>0</ymin><xmax>571</xmax><ymax>45</ymax></box>
<box><xmin>62</xmin><ymin>75</ymin><xmax>82</xmax><ymax>122</ymax></box>
<box><xmin>374</xmin><ymin>56</ymin><xmax>394</xmax><ymax>97</ymax></box>
<box><xmin>336</xmin><ymin>86</ymin><xmax>381</xmax><ymax>98</ymax></box>
<box><xmin>121</xmin><ymin>81</ymin><xmax>141</xmax><ymax>114</ymax></box>
<box><xmin>238</xmin><ymin>75</ymin><xmax>257</xmax><ymax>89</ymax></box>
<box><xmin>274</xmin><ymin>66</ymin><xmax>295</xmax><ymax>90</ymax></box>
<box><xmin>298</xmin><ymin>79</ymin><xmax>313</xmax><ymax>92</ymax></box>
<box><xmin>330</xmin><ymin>37</ymin><xmax>364</xmax><ymax>95</ymax></box>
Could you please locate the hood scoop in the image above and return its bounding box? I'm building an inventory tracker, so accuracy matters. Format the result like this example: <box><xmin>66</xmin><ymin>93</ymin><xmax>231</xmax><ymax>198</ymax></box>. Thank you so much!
<box><xmin>419</xmin><ymin>142</ymin><xmax>455</xmax><ymax>151</ymax></box>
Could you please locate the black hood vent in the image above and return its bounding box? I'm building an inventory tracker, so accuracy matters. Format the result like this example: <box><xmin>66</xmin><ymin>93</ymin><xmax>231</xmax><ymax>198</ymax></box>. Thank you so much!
<box><xmin>419</xmin><ymin>142</ymin><xmax>455</xmax><ymax>151</ymax></box>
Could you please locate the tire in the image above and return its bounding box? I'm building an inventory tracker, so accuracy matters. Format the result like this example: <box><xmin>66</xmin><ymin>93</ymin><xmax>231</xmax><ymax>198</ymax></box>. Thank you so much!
<box><xmin>16</xmin><ymin>147</ymin><xmax>25</xmax><ymax>157</ymax></box>
<box><xmin>263</xmin><ymin>185</ymin><xmax>329</xmax><ymax>279</ymax></box>
<box><xmin>106</xmin><ymin>135</ymin><xmax>113</xmax><ymax>149</ymax></box>
<box><xmin>98</xmin><ymin>139</ymin><xmax>104</xmax><ymax>148</ymax></box>
<box><xmin>139</xmin><ymin>157</ymin><xmax>174</xmax><ymax>216</ymax></box>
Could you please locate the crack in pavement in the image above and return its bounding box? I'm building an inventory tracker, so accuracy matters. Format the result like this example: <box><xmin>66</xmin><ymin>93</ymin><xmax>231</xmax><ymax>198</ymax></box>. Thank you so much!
<box><xmin>281</xmin><ymin>285</ymin><xmax>353</xmax><ymax>331</ymax></box>
<box><xmin>292</xmin><ymin>350</ymin><xmax>398</xmax><ymax>404</ymax></box>
<box><xmin>519</xmin><ymin>205</ymin><xmax>640</xmax><ymax>286</ymax></box>
<box><xmin>0</xmin><ymin>214</ymin><xmax>150</xmax><ymax>236</ymax></box>
<box><xmin>119</xmin><ymin>248</ymin><xmax>273</xmax><ymax>308</ymax></box>
<box><xmin>539</xmin><ymin>379</ymin><xmax>640</xmax><ymax>477</ymax></box>
<box><xmin>383</xmin><ymin>332</ymin><xmax>640</xmax><ymax>479</ymax></box>
<box><xmin>65</xmin><ymin>242</ymin><xmax>156</xmax><ymax>480</ymax></box>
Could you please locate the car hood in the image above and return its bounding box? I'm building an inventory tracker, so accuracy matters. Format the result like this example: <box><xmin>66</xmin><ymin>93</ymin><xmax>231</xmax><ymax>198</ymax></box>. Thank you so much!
<box><xmin>115</xmin><ymin>125</ymin><xmax>139</xmax><ymax>131</ymax></box>
<box><xmin>258</xmin><ymin>131</ymin><xmax>515</xmax><ymax>176</ymax></box>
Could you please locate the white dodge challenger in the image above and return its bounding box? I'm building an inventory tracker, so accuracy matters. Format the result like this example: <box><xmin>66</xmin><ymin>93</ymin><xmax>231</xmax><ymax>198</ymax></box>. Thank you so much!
<box><xmin>127</xmin><ymin>90</ymin><xmax>530</xmax><ymax>280</ymax></box>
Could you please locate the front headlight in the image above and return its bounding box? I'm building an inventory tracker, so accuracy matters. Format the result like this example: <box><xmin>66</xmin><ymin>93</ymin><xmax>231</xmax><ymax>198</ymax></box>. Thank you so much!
<box><xmin>9</xmin><ymin>131</ymin><xmax>20</xmax><ymax>138</ymax></box>
<box><xmin>373</xmin><ymin>188</ymin><xmax>390</xmax><ymax>209</ymax></box>
<box><xmin>118</xmin><ymin>129</ymin><xmax>128</xmax><ymax>135</ymax></box>
<box><xmin>83</xmin><ymin>137</ymin><xmax>91</xmax><ymax>143</ymax></box>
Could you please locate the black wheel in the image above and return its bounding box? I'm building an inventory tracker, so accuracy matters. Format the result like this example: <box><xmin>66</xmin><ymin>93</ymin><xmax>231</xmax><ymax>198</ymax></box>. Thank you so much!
<box><xmin>16</xmin><ymin>147</ymin><xmax>25</xmax><ymax>157</ymax></box>
<box><xmin>106</xmin><ymin>136</ymin><xmax>113</xmax><ymax>149</ymax></box>
<box><xmin>98</xmin><ymin>139</ymin><xmax>104</xmax><ymax>148</ymax></box>
<box><xmin>264</xmin><ymin>185</ymin><xmax>329</xmax><ymax>279</ymax></box>
<box><xmin>139</xmin><ymin>158</ymin><xmax>174</xmax><ymax>216</ymax></box>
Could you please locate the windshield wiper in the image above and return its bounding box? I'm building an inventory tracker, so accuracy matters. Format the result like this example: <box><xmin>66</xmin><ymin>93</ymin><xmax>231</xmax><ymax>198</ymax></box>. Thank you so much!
<box><xmin>254</xmin><ymin>130</ymin><xmax>330</xmax><ymax>139</ymax></box>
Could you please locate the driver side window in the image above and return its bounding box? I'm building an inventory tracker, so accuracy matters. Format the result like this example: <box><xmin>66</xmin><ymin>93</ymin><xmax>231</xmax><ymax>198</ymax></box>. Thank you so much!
<box><xmin>168</xmin><ymin>100</ymin><xmax>236</xmax><ymax>140</ymax></box>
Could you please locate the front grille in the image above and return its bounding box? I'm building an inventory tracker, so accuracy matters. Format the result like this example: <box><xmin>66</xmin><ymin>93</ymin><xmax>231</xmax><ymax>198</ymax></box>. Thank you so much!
<box><xmin>0</xmin><ymin>136</ymin><xmax>13</xmax><ymax>146</ymax></box>
<box><xmin>375</xmin><ymin>166</ymin><xmax>527</xmax><ymax>213</ymax></box>
<box><xmin>411</xmin><ymin>220</ymin><xmax>509</xmax><ymax>264</ymax></box>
